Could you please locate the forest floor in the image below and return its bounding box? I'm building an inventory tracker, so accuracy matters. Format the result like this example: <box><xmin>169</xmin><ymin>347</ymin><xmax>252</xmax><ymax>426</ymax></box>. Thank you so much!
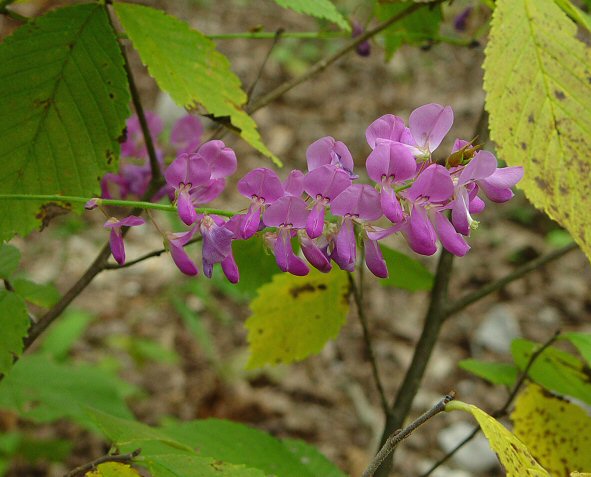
<box><xmin>2</xmin><ymin>1</ymin><xmax>591</xmax><ymax>476</ymax></box>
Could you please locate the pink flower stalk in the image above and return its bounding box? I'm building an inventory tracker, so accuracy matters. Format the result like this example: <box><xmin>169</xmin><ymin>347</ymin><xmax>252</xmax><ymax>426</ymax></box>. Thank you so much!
<box><xmin>104</xmin><ymin>215</ymin><xmax>145</xmax><ymax>265</ymax></box>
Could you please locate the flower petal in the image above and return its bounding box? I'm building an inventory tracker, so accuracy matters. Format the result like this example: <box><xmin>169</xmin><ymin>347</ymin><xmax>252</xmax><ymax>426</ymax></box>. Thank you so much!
<box><xmin>406</xmin><ymin>164</ymin><xmax>454</xmax><ymax>203</ymax></box>
<box><xmin>435</xmin><ymin>212</ymin><xmax>470</xmax><ymax>256</ymax></box>
<box><xmin>409</xmin><ymin>103</ymin><xmax>454</xmax><ymax>152</ymax></box>
<box><xmin>221</xmin><ymin>254</ymin><xmax>240</xmax><ymax>283</ymax></box>
<box><xmin>284</xmin><ymin>169</ymin><xmax>305</xmax><ymax>197</ymax></box>
<box><xmin>164</xmin><ymin>153</ymin><xmax>210</xmax><ymax>189</ymax></box>
<box><xmin>177</xmin><ymin>189</ymin><xmax>198</xmax><ymax>226</ymax></box>
<box><xmin>479</xmin><ymin>166</ymin><xmax>524</xmax><ymax>202</ymax></box>
<box><xmin>331</xmin><ymin>184</ymin><xmax>382</xmax><ymax>221</ymax></box>
<box><xmin>404</xmin><ymin>205</ymin><xmax>437</xmax><ymax>256</ymax></box>
<box><xmin>109</xmin><ymin>228</ymin><xmax>126</xmax><ymax>265</ymax></box>
<box><xmin>263</xmin><ymin>196</ymin><xmax>309</xmax><ymax>229</ymax></box>
<box><xmin>303</xmin><ymin>165</ymin><xmax>351</xmax><ymax>200</ymax></box>
<box><xmin>237</xmin><ymin>168</ymin><xmax>284</xmax><ymax>203</ymax></box>
<box><xmin>366</xmin><ymin>141</ymin><xmax>417</xmax><ymax>184</ymax></box>
<box><xmin>197</xmin><ymin>140</ymin><xmax>237</xmax><ymax>179</ymax></box>
<box><xmin>365</xmin><ymin>114</ymin><xmax>408</xmax><ymax>149</ymax></box>
<box><xmin>306</xmin><ymin>136</ymin><xmax>354</xmax><ymax>174</ymax></box>
<box><xmin>171</xmin><ymin>115</ymin><xmax>203</xmax><ymax>155</ymax></box>
<box><xmin>363</xmin><ymin>237</ymin><xmax>388</xmax><ymax>278</ymax></box>
<box><xmin>380</xmin><ymin>186</ymin><xmax>405</xmax><ymax>224</ymax></box>
<box><xmin>300</xmin><ymin>234</ymin><xmax>332</xmax><ymax>273</ymax></box>
<box><xmin>458</xmin><ymin>150</ymin><xmax>498</xmax><ymax>185</ymax></box>
<box><xmin>306</xmin><ymin>201</ymin><xmax>326</xmax><ymax>239</ymax></box>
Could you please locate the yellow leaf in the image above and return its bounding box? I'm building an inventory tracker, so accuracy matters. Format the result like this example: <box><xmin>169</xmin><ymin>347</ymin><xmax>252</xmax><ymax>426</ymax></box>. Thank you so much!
<box><xmin>511</xmin><ymin>383</ymin><xmax>591</xmax><ymax>476</ymax></box>
<box><xmin>245</xmin><ymin>269</ymin><xmax>349</xmax><ymax>368</ymax></box>
<box><xmin>483</xmin><ymin>0</ymin><xmax>591</xmax><ymax>262</ymax></box>
<box><xmin>85</xmin><ymin>462</ymin><xmax>141</xmax><ymax>477</ymax></box>
<box><xmin>446</xmin><ymin>400</ymin><xmax>551</xmax><ymax>476</ymax></box>
<box><xmin>571</xmin><ymin>473</ymin><xmax>591</xmax><ymax>477</ymax></box>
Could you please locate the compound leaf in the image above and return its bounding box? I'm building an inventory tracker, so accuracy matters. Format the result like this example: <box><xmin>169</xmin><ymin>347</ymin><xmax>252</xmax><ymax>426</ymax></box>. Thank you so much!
<box><xmin>272</xmin><ymin>0</ymin><xmax>350</xmax><ymax>31</ymax></box>
<box><xmin>0</xmin><ymin>4</ymin><xmax>130</xmax><ymax>241</ymax></box>
<box><xmin>511</xmin><ymin>383</ymin><xmax>591</xmax><ymax>476</ymax></box>
<box><xmin>446</xmin><ymin>400</ymin><xmax>551</xmax><ymax>476</ymax></box>
<box><xmin>484</xmin><ymin>0</ymin><xmax>591</xmax><ymax>262</ymax></box>
<box><xmin>0</xmin><ymin>290</ymin><xmax>29</xmax><ymax>376</ymax></box>
<box><xmin>245</xmin><ymin>269</ymin><xmax>349</xmax><ymax>368</ymax></box>
<box><xmin>114</xmin><ymin>3</ymin><xmax>280</xmax><ymax>166</ymax></box>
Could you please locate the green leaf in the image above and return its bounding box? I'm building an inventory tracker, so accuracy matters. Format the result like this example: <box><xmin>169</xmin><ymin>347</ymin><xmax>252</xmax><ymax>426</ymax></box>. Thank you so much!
<box><xmin>145</xmin><ymin>454</ymin><xmax>265</xmax><ymax>477</ymax></box>
<box><xmin>12</xmin><ymin>278</ymin><xmax>60</xmax><ymax>308</ymax></box>
<box><xmin>376</xmin><ymin>2</ymin><xmax>442</xmax><ymax>60</ymax></box>
<box><xmin>511</xmin><ymin>339</ymin><xmax>591</xmax><ymax>406</ymax></box>
<box><xmin>483</xmin><ymin>0</ymin><xmax>591</xmax><ymax>262</ymax></box>
<box><xmin>511</xmin><ymin>383</ymin><xmax>591</xmax><ymax>476</ymax></box>
<box><xmin>0</xmin><ymin>244</ymin><xmax>20</xmax><ymax>279</ymax></box>
<box><xmin>379</xmin><ymin>245</ymin><xmax>433</xmax><ymax>291</ymax></box>
<box><xmin>0</xmin><ymin>355</ymin><xmax>137</xmax><ymax>426</ymax></box>
<box><xmin>554</xmin><ymin>0</ymin><xmax>591</xmax><ymax>33</ymax></box>
<box><xmin>162</xmin><ymin>419</ymin><xmax>345</xmax><ymax>477</ymax></box>
<box><xmin>38</xmin><ymin>309</ymin><xmax>94</xmax><ymax>361</ymax></box>
<box><xmin>0</xmin><ymin>290</ymin><xmax>29</xmax><ymax>376</ymax></box>
<box><xmin>231</xmin><ymin>236</ymin><xmax>281</xmax><ymax>297</ymax></box>
<box><xmin>459</xmin><ymin>359</ymin><xmax>518</xmax><ymax>387</ymax></box>
<box><xmin>114</xmin><ymin>3</ymin><xmax>280</xmax><ymax>166</ymax></box>
<box><xmin>86</xmin><ymin>462</ymin><xmax>142</xmax><ymax>477</ymax></box>
<box><xmin>0</xmin><ymin>4</ymin><xmax>130</xmax><ymax>241</ymax></box>
<box><xmin>245</xmin><ymin>269</ymin><xmax>349</xmax><ymax>368</ymax></box>
<box><xmin>272</xmin><ymin>0</ymin><xmax>350</xmax><ymax>31</ymax></box>
<box><xmin>562</xmin><ymin>332</ymin><xmax>591</xmax><ymax>365</ymax></box>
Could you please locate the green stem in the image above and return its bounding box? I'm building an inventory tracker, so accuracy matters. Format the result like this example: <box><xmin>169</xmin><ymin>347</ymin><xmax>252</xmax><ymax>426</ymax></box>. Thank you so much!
<box><xmin>0</xmin><ymin>194</ymin><xmax>235</xmax><ymax>217</ymax></box>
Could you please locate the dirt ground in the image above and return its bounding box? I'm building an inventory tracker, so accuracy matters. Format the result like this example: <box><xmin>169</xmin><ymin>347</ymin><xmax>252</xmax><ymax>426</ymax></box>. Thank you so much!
<box><xmin>2</xmin><ymin>1</ymin><xmax>591</xmax><ymax>476</ymax></box>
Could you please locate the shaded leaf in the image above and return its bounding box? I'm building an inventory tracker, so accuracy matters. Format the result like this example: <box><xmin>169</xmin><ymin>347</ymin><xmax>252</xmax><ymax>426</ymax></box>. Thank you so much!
<box><xmin>380</xmin><ymin>245</ymin><xmax>433</xmax><ymax>291</ymax></box>
<box><xmin>376</xmin><ymin>2</ymin><xmax>442</xmax><ymax>60</ymax></box>
<box><xmin>38</xmin><ymin>309</ymin><xmax>94</xmax><ymax>361</ymax></box>
<box><xmin>114</xmin><ymin>3</ymin><xmax>280</xmax><ymax>166</ymax></box>
<box><xmin>145</xmin><ymin>454</ymin><xmax>265</xmax><ymax>477</ymax></box>
<box><xmin>282</xmin><ymin>438</ymin><xmax>347</xmax><ymax>477</ymax></box>
<box><xmin>231</xmin><ymin>236</ymin><xmax>281</xmax><ymax>297</ymax></box>
<box><xmin>272</xmin><ymin>0</ymin><xmax>350</xmax><ymax>31</ymax></box>
<box><xmin>459</xmin><ymin>359</ymin><xmax>518</xmax><ymax>387</ymax></box>
<box><xmin>483</xmin><ymin>0</ymin><xmax>591</xmax><ymax>262</ymax></box>
<box><xmin>446</xmin><ymin>400</ymin><xmax>550</xmax><ymax>476</ymax></box>
<box><xmin>511</xmin><ymin>339</ymin><xmax>591</xmax><ymax>407</ymax></box>
<box><xmin>0</xmin><ymin>291</ymin><xmax>29</xmax><ymax>376</ymax></box>
<box><xmin>0</xmin><ymin>356</ymin><xmax>137</xmax><ymax>426</ymax></box>
<box><xmin>0</xmin><ymin>244</ymin><xmax>20</xmax><ymax>279</ymax></box>
<box><xmin>562</xmin><ymin>332</ymin><xmax>591</xmax><ymax>366</ymax></box>
<box><xmin>245</xmin><ymin>269</ymin><xmax>349</xmax><ymax>368</ymax></box>
<box><xmin>86</xmin><ymin>462</ymin><xmax>141</xmax><ymax>477</ymax></box>
<box><xmin>511</xmin><ymin>383</ymin><xmax>591</xmax><ymax>476</ymax></box>
<box><xmin>12</xmin><ymin>278</ymin><xmax>60</xmax><ymax>308</ymax></box>
<box><xmin>0</xmin><ymin>4</ymin><xmax>130</xmax><ymax>241</ymax></box>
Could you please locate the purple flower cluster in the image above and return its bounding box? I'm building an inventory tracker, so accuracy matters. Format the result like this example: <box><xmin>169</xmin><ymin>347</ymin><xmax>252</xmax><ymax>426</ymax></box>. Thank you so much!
<box><xmin>99</xmin><ymin>104</ymin><xmax>523</xmax><ymax>282</ymax></box>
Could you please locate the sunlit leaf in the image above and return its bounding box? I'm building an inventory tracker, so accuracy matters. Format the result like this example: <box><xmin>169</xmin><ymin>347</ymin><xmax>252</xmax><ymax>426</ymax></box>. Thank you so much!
<box><xmin>511</xmin><ymin>383</ymin><xmax>591</xmax><ymax>476</ymax></box>
<box><xmin>0</xmin><ymin>291</ymin><xmax>28</xmax><ymax>376</ymax></box>
<box><xmin>114</xmin><ymin>3</ymin><xmax>280</xmax><ymax>166</ymax></box>
<box><xmin>511</xmin><ymin>339</ymin><xmax>591</xmax><ymax>406</ymax></box>
<box><xmin>484</xmin><ymin>0</ymin><xmax>591</xmax><ymax>262</ymax></box>
<box><xmin>245</xmin><ymin>269</ymin><xmax>349</xmax><ymax>368</ymax></box>
<box><xmin>0</xmin><ymin>4</ymin><xmax>130</xmax><ymax>241</ymax></box>
<box><xmin>380</xmin><ymin>245</ymin><xmax>433</xmax><ymax>291</ymax></box>
<box><xmin>86</xmin><ymin>462</ymin><xmax>141</xmax><ymax>477</ymax></box>
<box><xmin>459</xmin><ymin>359</ymin><xmax>518</xmax><ymax>387</ymax></box>
<box><xmin>446</xmin><ymin>400</ymin><xmax>551</xmax><ymax>476</ymax></box>
<box><xmin>272</xmin><ymin>0</ymin><xmax>350</xmax><ymax>31</ymax></box>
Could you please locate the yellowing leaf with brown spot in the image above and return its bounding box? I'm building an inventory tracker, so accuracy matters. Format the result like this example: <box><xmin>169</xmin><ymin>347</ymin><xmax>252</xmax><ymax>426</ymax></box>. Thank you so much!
<box><xmin>446</xmin><ymin>400</ymin><xmax>551</xmax><ymax>476</ymax></box>
<box><xmin>245</xmin><ymin>269</ymin><xmax>349</xmax><ymax>368</ymax></box>
<box><xmin>511</xmin><ymin>383</ymin><xmax>591</xmax><ymax>476</ymax></box>
<box><xmin>85</xmin><ymin>462</ymin><xmax>141</xmax><ymax>477</ymax></box>
<box><xmin>484</xmin><ymin>0</ymin><xmax>591</xmax><ymax>262</ymax></box>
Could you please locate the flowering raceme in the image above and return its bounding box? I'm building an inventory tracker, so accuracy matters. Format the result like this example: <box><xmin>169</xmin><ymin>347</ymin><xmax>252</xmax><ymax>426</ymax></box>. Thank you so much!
<box><xmin>95</xmin><ymin>104</ymin><xmax>523</xmax><ymax>281</ymax></box>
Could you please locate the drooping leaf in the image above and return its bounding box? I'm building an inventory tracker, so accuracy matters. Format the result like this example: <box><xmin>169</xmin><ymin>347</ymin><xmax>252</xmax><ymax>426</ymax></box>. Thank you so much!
<box><xmin>446</xmin><ymin>400</ymin><xmax>551</xmax><ymax>476</ymax></box>
<box><xmin>86</xmin><ymin>462</ymin><xmax>141</xmax><ymax>477</ymax></box>
<box><xmin>0</xmin><ymin>244</ymin><xmax>20</xmax><ymax>279</ymax></box>
<box><xmin>38</xmin><ymin>309</ymin><xmax>94</xmax><ymax>361</ymax></box>
<box><xmin>483</xmin><ymin>0</ymin><xmax>591</xmax><ymax>262</ymax></box>
<box><xmin>12</xmin><ymin>278</ymin><xmax>60</xmax><ymax>308</ymax></box>
<box><xmin>459</xmin><ymin>359</ymin><xmax>518</xmax><ymax>387</ymax></box>
<box><xmin>380</xmin><ymin>245</ymin><xmax>434</xmax><ymax>291</ymax></box>
<box><xmin>511</xmin><ymin>383</ymin><xmax>591</xmax><ymax>476</ymax></box>
<box><xmin>375</xmin><ymin>2</ymin><xmax>442</xmax><ymax>60</ymax></box>
<box><xmin>272</xmin><ymin>0</ymin><xmax>350</xmax><ymax>31</ymax></box>
<box><xmin>561</xmin><ymin>332</ymin><xmax>591</xmax><ymax>365</ymax></box>
<box><xmin>245</xmin><ymin>269</ymin><xmax>349</xmax><ymax>368</ymax></box>
<box><xmin>0</xmin><ymin>355</ymin><xmax>137</xmax><ymax>426</ymax></box>
<box><xmin>511</xmin><ymin>339</ymin><xmax>591</xmax><ymax>406</ymax></box>
<box><xmin>0</xmin><ymin>4</ymin><xmax>130</xmax><ymax>241</ymax></box>
<box><xmin>114</xmin><ymin>3</ymin><xmax>280</xmax><ymax>166</ymax></box>
<box><xmin>0</xmin><ymin>291</ymin><xmax>29</xmax><ymax>376</ymax></box>
<box><xmin>162</xmin><ymin>419</ymin><xmax>346</xmax><ymax>477</ymax></box>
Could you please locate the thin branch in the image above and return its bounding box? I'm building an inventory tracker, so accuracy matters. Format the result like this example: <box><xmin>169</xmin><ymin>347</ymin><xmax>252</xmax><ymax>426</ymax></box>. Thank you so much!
<box><xmin>246</xmin><ymin>28</ymin><xmax>284</xmax><ymax>101</ymax></box>
<box><xmin>362</xmin><ymin>393</ymin><xmax>455</xmax><ymax>477</ymax></box>
<box><xmin>64</xmin><ymin>448</ymin><xmax>141</xmax><ymax>477</ymax></box>
<box><xmin>348</xmin><ymin>272</ymin><xmax>390</xmax><ymax>417</ymax></box>
<box><xmin>209</xmin><ymin>31</ymin><xmax>345</xmax><ymax>40</ymax></box>
<box><xmin>246</xmin><ymin>0</ymin><xmax>445</xmax><ymax>114</ymax></box>
<box><xmin>420</xmin><ymin>330</ymin><xmax>560</xmax><ymax>477</ymax></box>
<box><xmin>444</xmin><ymin>242</ymin><xmax>578</xmax><ymax>319</ymax></box>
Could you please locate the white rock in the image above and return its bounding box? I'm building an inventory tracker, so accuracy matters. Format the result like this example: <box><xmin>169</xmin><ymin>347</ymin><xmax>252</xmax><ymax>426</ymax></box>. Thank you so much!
<box><xmin>437</xmin><ymin>421</ymin><xmax>498</xmax><ymax>473</ymax></box>
<box><xmin>474</xmin><ymin>304</ymin><xmax>520</xmax><ymax>354</ymax></box>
